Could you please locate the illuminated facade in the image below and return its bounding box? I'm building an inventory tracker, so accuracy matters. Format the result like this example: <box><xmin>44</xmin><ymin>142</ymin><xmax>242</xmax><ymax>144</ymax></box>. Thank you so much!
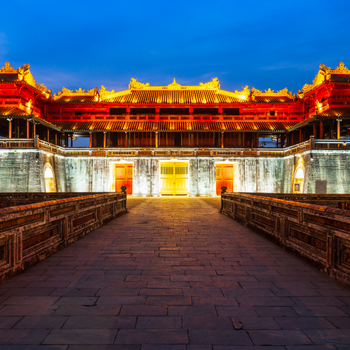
<box><xmin>0</xmin><ymin>61</ymin><xmax>350</xmax><ymax>195</ymax></box>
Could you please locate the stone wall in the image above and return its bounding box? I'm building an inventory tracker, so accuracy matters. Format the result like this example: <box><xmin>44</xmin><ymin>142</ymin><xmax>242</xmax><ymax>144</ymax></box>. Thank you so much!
<box><xmin>1</xmin><ymin>149</ymin><xmax>349</xmax><ymax>195</ymax></box>
<box><xmin>307</xmin><ymin>150</ymin><xmax>350</xmax><ymax>194</ymax></box>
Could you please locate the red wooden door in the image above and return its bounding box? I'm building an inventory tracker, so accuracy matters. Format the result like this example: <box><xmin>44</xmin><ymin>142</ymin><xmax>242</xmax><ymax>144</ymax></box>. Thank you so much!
<box><xmin>115</xmin><ymin>164</ymin><xmax>133</xmax><ymax>194</ymax></box>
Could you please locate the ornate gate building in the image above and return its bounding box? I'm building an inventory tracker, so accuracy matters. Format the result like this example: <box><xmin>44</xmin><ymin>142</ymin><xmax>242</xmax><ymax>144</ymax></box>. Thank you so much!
<box><xmin>1</xmin><ymin>61</ymin><xmax>350</xmax><ymax>195</ymax></box>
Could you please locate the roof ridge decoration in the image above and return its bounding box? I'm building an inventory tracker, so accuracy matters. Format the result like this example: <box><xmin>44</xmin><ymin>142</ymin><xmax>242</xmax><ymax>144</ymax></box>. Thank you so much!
<box><xmin>168</xmin><ymin>78</ymin><xmax>181</xmax><ymax>90</ymax></box>
<box><xmin>219</xmin><ymin>86</ymin><xmax>250</xmax><ymax>101</ymax></box>
<box><xmin>298</xmin><ymin>61</ymin><xmax>350</xmax><ymax>98</ymax></box>
<box><xmin>199</xmin><ymin>77</ymin><xmax>220</xmax><ymax>90</ymax></box>
<box><xmin>128</xmin><ymin>77</ymin><xmax>221</xmax><ymax>91</ymax></box>
<box><xmin>0</xmin><ymin>61</ymin><xmax>17</xmax><ymax>73</ymax></box>
<box><xmin>251</xmin><ymin>87</ymin><xmax>294</xmax><ymax>97</ymax></box>
<box><xmin>129</xmin><ymin>78</ymin><xmax>150</xmax><ymax>90</ymax></box>
<box><xmin>100</xmin><ymin>85</ymin><xmax>131</xmax><ymax>101</ymax></box>
<box><xmin>53</xmin><ymin>86</ymin><xmax>99</xmax><ymax>100</ymax></box>
<box><xmin>0</xmin><ymin>62</ymin><xmax>51</xmax><ymax>98</ymax></box>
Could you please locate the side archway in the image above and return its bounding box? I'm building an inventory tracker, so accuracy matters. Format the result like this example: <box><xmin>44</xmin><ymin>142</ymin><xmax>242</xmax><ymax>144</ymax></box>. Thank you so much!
<box><xmin>293</xmin><ymin>162</ymin><xmax>305</xmax><ymax>193</ymax></box>
<box><xmin>44</xmin><ymin>163</ymin><xmax>56</xmax><ymax>192</ymax></box>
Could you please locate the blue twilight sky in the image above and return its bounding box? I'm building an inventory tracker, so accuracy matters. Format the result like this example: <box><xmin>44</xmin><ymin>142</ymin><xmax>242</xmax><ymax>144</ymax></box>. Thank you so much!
<box><xmin>1</xmin><ymin>0</ymin><xmax>350</xmax><ymax>95</ymax></box>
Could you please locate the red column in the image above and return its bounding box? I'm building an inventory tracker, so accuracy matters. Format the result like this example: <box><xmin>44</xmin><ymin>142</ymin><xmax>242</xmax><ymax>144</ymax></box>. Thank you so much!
<box><xmin>313</xmin><ymin>123</ymin><xmax>317</xmax><ymax>139</ymax></box>
<box><xmin>256</xmin><ymin>133</ymin><xmax>259</xmax><ymax>148</ymax></box>
<box><xmin>89</xmin><ymin>133</ymin><xmax>92</xmax><ymax>148</ymax></box>
<box><xmin>46</xmin><ymin>128</ymin><xmax>50</xmax><ymax>143</ymax></box>
<box><xmin>242</xmin><ymin>133</ymin><xmax>245</xmax><ymax>148</ymax></box>
<box><xmin>221</xmin><ymin>132</ymin><xmax>224</xmax><ymax>148</ymax></box>
<box><xmin>319</xmin><ymin>121</ymin><xmax>324</xmax><ymax>139</ymax></box>
<box><xmin>33</xmin><ymin>123</ymin><xmax>36</xmax><ymax>138</ymax></box>
<box><xmin>155</xmin><ymin>132</ymin><xmax>158</xmax><ymax>148</ymax></box>
<box><xmin>337</xmin><ymin>119</ymin><xmax>341</xmax><ymax>139</ymax></box>
<box><xmin>8</xmin><ymin>119</ymin><xmax>12</xmax><ymax>138</ymax></box>
<box><xmin>299</xmin><ymin>129</ymin><xmax>302</xmax><ymax>142</ymax></box>
<box><xmin>125</xmin><ymin>132</ymin><xmax>128</xmax><ymax>148</ymax></box>
<box><xmin>190</xmin><ymin>133</ymin><xmax>193</xmax><ymax>148</ymax></box>
<box><xmin>103</xmin><ymin>132</ymin><xmax>107</xmax><ymax>148</ymax></box>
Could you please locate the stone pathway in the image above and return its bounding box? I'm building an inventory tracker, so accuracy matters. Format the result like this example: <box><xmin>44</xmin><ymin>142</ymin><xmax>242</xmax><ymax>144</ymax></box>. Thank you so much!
<box><xmin>0</xmin><ymin>197</ymin><xmax>350</xmax><ymax>349</ymax></box>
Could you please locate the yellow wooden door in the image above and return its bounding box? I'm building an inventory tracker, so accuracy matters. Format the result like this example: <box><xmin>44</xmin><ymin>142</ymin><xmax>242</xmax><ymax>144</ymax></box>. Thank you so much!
<box><xmin>160</xmin><ymin>162</ymin><xmax>188</xmax><ymax>195</ymax></box>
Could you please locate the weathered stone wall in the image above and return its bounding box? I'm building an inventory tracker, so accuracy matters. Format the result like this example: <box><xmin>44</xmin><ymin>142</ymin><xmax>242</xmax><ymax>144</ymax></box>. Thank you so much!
<box><xmin>0</xmin><ymin>150</ymin><xmax>65</xmax><ymax>192</ymax></box>
<box><xmin>306</xmin><ymin>150</ymin><xmax>350</xmax><ymax>194</ymax></box>
<box><xmin>1</xmin><ymin>149</ymin><xmax>349</xmax><ymax>195</ymax></box>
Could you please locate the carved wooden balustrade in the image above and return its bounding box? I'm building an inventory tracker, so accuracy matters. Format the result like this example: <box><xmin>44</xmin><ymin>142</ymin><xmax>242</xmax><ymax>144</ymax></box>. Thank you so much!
<box><xmin>0</xmin><ymin>192</ymin><xmax>126</xmax><ymax>283</ymax></box>
<box><xmin>221</xmin><ymin>192</ymin><xmax>350</xmax><ymax>286</ymax></box>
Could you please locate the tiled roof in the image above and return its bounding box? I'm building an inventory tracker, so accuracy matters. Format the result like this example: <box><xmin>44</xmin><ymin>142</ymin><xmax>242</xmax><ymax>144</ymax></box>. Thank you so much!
<box><xmin>52</xmin><ymin>121</ymin><xmax>298</xmax><ymax>132</ymax></box>
<box><xmin>253</xmin><ymin>96</ymin><xmax>295</xmax><ymax>103</ymax></box>
<box><xmin>102</xmin><ymin>90</ymin><xmax>245</xmax><ymax>104</ymax></box>
<box><xmin>318</xmin><ymin>107</ymin><xmax>350</xmax><ymax>119</ymax></box>
<box><xmin>0</xmin><ymin>106</ymin><xmax>30</xmax><ymax>117</ymax></box>
<box><xmin>52</xmin><ymin>96</ymin><xmax>96</xmax><ymax>103</ymax></box>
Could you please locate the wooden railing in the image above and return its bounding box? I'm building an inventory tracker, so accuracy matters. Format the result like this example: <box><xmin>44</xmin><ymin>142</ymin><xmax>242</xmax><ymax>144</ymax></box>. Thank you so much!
<box><xmin>0</xmin><ymin>136</ymin><xmax>349</xmax><ymax>158</ymax></box>
<box><xmin>0</xmin><ymin>192</ymin><xmax>127</xmax><ymax>283</ymax></box>
<box><xmin>221</xmin><ymin>192</ymin><xmax>350</xmax><ymax>287</ymax></box>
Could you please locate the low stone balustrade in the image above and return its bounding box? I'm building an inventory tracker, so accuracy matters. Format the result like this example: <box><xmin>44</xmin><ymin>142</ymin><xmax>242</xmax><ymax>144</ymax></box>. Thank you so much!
<box><xmin>0</xmin><ymin>192</ymin><xmax>108</xmax><ymax>208</ymax></box>
<box><xmin>221</xmin><ymin>192</ymin><xmax>350</xmax><ymax>286</ymax></box>
<box><xmin>0</xmin><ymin>192</ymin><xmax>127</xmax><ymax>283</ymax></box>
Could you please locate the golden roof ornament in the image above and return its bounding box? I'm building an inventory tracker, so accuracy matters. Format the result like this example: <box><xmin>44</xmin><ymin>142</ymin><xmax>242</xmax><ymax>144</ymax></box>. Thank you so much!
<box><xmin>331</xmin><ymin>61</ymin><xmax>350</xmax><ymax>74</ymax></box>
<box><xmin>129</xmin><ymin>78</ymin><xmax>150</xmax><ymax>90</ymax></box>
<box><xmin>168</xmin><ymin>78</ymin><xmax>181</xmax><ymax>90</ymax></box>
<box><xmin>199</xmin><ymin>78</ymin><xmax>220</xmax><ymax>90</ymax></box>
<box><xmin>0</xmin><ymin>61</ymin><xmax>17</xmax><ymax>73</ymax></box>
<box><xmin>251</xmin><ymin>87</ymin><xmax>294</xmax><ymax>99</ymax></box>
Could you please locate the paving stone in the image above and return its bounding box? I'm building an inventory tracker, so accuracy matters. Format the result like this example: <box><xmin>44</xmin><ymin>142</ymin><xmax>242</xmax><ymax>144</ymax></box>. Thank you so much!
<box><xmin>14</xmin><ymin>316</ymin><xmax>68</xmax><ymax>329</ymax></box>
<box><xmin>146</xmin><ymin>296</ymin><xmax>192</xmax><ymax>305</ymax></box>
<box><xmin>97</xmin><ymin>296</ymin><xmax>146</xmax><ymax>305</ymax></box>
<box><xmin>169</xmin><ymin>305</ymin><xmax>217</xmax><ymax>316</ymax></box>
<box><xmin>189</xmin><ymin>330</ymin><xmax>252</xmax><ymax>345</ymax></box>
<box><xmin>304</xmin><ymin>329</ymin><xmax>350</xmax><ymax>345</ymax></box>
<box><xmin>142</xmin><ymin>346</ymin><xmax>185</xmax><ymax>350</ymax></box>
<box><xmin>120</xmin><ymin>305</ymin><xmax>167</xmax><ymax>316</ymax></box>
<box><xmin>0</xmin><ymin>345</ymin><xmax>68</xmax><ymax>350</ymax></box>
<box><xmin>216</xmin><ymin>307</ymin><xmax>258</xmax><ymax>317</ymax></box>
<box><xmin>183</xmin><ymin>316</ymin><xmax>233</xmax><ymax>329</ymax></box>
<box><xmin>53</xmin><ymin>305</ymin><xmax>121</xmax><ymax>316</ymax></box>
<box><xmin>232</xmin><ymin>316</ymin><xmax>281</xmax><ymax>330</ymax></box>
<box><xmin>43</xmin><ymin>329</ymin><xmax>117</xmax><ymax>344</ymax></box>
<box><xmin>54</xmin><ymin>297</ymin><xmax>98</xmax><ymax>305</ymax></box>
<box><xmin>64</xmin><ymin>316</ymin><xmax>136</xmax><ymax>329</ymax></box>
<box><xmin>275</xmin><ymin>316</ymin><xmax>336</xmax><ymax>329</ymax></box>
<box><xmin>136</xmin><ymin>316</ymin><xmax>181</xmax><ymax>329</ymax></box>
<box><xmin>115</xmin><ymin>329</ymin><xmax>188</xmax><ymax>344</ymax></box>
<box><xmin>248</xmin><ymin>330</ymin><xmax>313</xmax><ymax>345</ymax></box>
<box><xmin>1</xmin><ymin>296</ymin><xmax>59</xmax><ymax>306</ymax></box>
<box><xmin>0</xmin><ymin>316</ymin><xmax>22</xmax><ymax>328</ymax></box>
<box><xmin>0</xmin><ymin>329</ymin><xmax>50</xmax><ymax>344</ymax></box>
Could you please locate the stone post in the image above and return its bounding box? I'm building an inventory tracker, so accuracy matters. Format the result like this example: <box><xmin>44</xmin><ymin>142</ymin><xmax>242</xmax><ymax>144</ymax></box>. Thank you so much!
<box><xmin>220</xmin><ymin>186</ymin><xmax>227</xmax><ymax>213</ymax></box>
